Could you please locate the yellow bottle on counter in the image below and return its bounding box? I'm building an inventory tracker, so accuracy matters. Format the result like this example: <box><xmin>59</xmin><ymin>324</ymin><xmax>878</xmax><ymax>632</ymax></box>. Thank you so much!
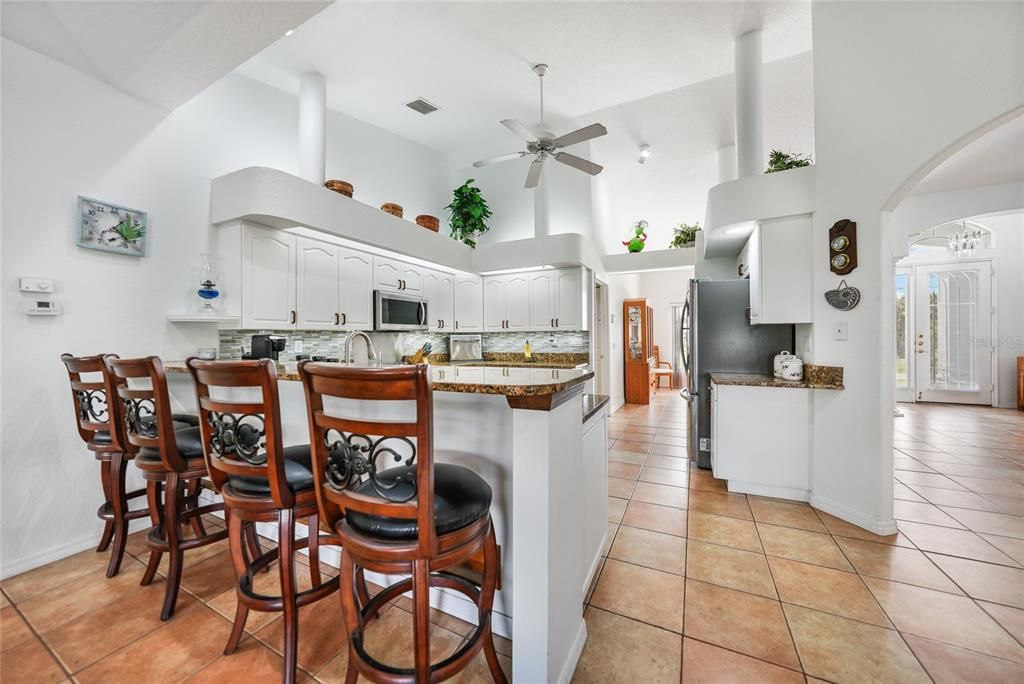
<box><xmin>524</xmin><ymin>339</ymin><xmax>532</xmax><ymax>360</ymax></box>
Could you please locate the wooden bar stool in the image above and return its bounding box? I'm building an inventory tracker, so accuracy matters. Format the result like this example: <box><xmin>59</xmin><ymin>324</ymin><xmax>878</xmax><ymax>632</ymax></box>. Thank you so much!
<box><xmin>299</xmin><ymin>362</ymin><xmax>506</xmax><ymax>684</ymax></box>
<box><xmin>187</xmin><ymin>358</ymin><xmax>340</xmax><ymax>684</ymax></box>
<box><xmin>60</xmin><ymin>353</ymin><xmax>155</xmax><ymax>577</ymax></box>
<box><xmin>105</xmin><ymin>355</ymin><xmax>228</xmax><ymax>620</ymax></box>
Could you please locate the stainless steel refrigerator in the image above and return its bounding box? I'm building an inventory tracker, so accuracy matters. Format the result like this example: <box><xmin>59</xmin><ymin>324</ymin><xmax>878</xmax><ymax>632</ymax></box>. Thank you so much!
<box><xmin>681</xmin><ymin>279</ymin><xmax>794</xmax><ymax>469</ymax></box>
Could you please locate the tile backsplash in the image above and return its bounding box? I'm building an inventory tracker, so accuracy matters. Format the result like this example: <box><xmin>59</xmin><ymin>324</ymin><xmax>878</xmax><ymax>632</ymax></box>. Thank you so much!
<box><xmin>218</xmin><ymin>329</ymin><xmax>589</xmax><ymax>363</ymax></box>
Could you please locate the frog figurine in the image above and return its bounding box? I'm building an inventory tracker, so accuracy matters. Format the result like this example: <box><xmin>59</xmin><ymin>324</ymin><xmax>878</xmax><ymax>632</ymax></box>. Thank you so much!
<box><xmin>623</xmin><ymin>220</ymin><xmax>649</xmax><ymax>253</ymax></box>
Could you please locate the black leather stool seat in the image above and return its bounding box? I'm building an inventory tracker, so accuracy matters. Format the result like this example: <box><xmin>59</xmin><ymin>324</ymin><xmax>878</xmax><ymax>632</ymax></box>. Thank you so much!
<box><xmin>346</xmin><ymin>464</ymin><xmax>492</xmax><ymax>540</ymax></box>
<box><xmin>229</xmin><ymin>445</ymin><xmax>315</xmax><ymax>496</ymax></box>
<box><xmin>136</xmin><ymin>424</ymin><xmax>204</xmax><ymax>465</ymax></box>
<box><xmin>97</xmin><ymin>414</ymin><xmax>199</xmax><ymax>452</ymax></box>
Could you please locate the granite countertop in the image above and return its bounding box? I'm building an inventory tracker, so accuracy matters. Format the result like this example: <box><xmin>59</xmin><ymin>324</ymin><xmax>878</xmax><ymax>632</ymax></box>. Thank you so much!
<box><xmin>410</xmin><ymin>352</ymin><xmax>590</xmax><ymax>369</ymax></box>
<box><xmin>583</xmin><ymin>394</ymin><xmax>610</xmax><ymax>423</ymax></box>
<box><xmin>710</xmin><ymin>367</ymin><xmax>844</xmax><ymax>391</ymax></box>
<box><xmin>164</xmin><ymin>360</ymin><xmax>594</xmax><ymax>398</ymax></box>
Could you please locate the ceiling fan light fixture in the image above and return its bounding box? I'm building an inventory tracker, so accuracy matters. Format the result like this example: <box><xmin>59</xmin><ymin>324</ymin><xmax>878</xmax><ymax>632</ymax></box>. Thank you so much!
<box><xmin>638</xmin><ymin>144</ymin><xmax>651</xmax><ymax>164</ymax></box>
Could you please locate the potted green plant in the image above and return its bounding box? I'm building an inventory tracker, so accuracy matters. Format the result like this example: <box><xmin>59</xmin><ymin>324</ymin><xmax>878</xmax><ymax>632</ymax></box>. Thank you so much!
<box><xmin>445</xmin><ymin>179</ymin><xmax>492</xmax><ymax>248</ymax></box>
<box><xmin>669</xmin><ymin>221</ymin><xmax>700</xmax><ymax>249</ymax></box>
<box><xmin>765</xmin><ymin>149</ymin><xmax>813</xmax><ymax>173</ymax></box>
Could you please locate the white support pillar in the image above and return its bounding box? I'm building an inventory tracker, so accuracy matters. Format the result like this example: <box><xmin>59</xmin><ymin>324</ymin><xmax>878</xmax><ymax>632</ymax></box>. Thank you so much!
<box><xmin>534</xmin><ymin>164</ymin><xmax>551</xmax><ymax>238</ymax></box>
<box><xmin>298</xmin><ymin>71</ymin><xmax>326</xmax><ymax>185</ymax></box>
<box><xmin>717</xmin><ymin>144</ymin><xmax>738</xmax><ymax>183</ymax></box>
<box><xmin>735</xmin><ymin>30</ymin><xmax>764</xmax><ymax>177</ymax></box>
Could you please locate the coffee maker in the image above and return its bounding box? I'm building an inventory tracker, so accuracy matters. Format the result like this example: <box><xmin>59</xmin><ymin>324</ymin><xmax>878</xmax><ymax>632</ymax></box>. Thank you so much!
<box><xmin>250</xmin><ymin>334</ymin><xmax>287</xmax><ymax>360</ymax></box>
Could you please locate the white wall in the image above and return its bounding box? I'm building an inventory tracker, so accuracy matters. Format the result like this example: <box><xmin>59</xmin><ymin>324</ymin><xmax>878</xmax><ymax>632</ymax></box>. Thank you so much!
<box><xmin>807</xmin><ymin>0</ymin><xmax>1023</xmax><ymax>533</ymax></box>
<box><xmin>606</xmin><ymin>273</ymin><xmax>644</xmax><ymax>411</ymax></box>
<box><xmin>641</xmin><ymin>269</ymin><xmax>693</xmax><ymax>370</ymax></box>
<box><xmin>0</xmin><ymin>39</ymin><xmax>455</xmax><ymax>577</ymax></box>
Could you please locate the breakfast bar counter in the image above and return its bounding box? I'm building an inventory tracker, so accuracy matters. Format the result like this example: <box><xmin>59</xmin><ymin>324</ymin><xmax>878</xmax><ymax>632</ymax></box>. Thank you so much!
<box><xmin>163</xmin><ymin>361</ymin><xmax>606</xmax><ymax>683</ymax></box>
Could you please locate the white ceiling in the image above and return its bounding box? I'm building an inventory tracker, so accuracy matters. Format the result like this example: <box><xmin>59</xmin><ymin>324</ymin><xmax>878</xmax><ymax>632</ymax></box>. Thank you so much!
<box><xmin>1</xmin><ymin>0</ymin><xmax>330</xmax><ymax>110</ymax></box>
<box><xmin>235</xmin><ymin>0</ymin><xmax>812</xmax><ymax>163</ymax></box>
<box><xmin>911</xmin><ymin>113</ymin><xmax>1024</xmax><ymax>196</ymax></box>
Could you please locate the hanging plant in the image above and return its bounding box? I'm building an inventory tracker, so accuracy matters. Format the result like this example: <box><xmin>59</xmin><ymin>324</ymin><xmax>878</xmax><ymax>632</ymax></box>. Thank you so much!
<box><xmin>445</xmin><ymin>179</ymin><xmax>492</xmax><ymax>248</ymax></box>
<box><xmin>669</xmin><ymin>221</ymin><xmax>701</xmax><ymax>249</ymax></box>
<box><xmin>765</xmin><ymin>149</ymin><xmax>813</xmax><ymax>174</ymax></box>
<box><xmin>623</xmin><ymin>220</ymin><xmax>649</xmax><ymax>253</ymax></box>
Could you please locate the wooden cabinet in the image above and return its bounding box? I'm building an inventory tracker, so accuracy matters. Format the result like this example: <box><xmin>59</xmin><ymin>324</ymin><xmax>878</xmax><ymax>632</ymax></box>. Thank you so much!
<box><xmin>424</xmin><ymin>269</ymin><xmax>456</xmax><ymax>332</ymax></box>
<box><xmin>746</xmin><ymin>216</ymin><xmax>813</xmax><ymax>325</ymax></box>
<box><xmin>241</xmin><ymin>225</ymin><xmax>297</xmax><ymax>329</ymax></box>
<box><xmin>453</xmin><ymin>275</ymin><xmax>483</xmax><ymax>332</ymax></box>
<box><xmin>623</xmin><ymin>298</ymin><xmax>655</xmax><ymax>404</ymax></box>
<box><xmin>338</xmin><ymin>247</ymin><xmax>373</xmax><ymax>330</ymax></box>
<box><xmin>484</xmin><ymin>274</ymin><xmax>530</xmax><ymax>331</ymax></box>
<box><xmin>373</xmin><ymin>256</ymin><xmax>422</xmax><ymax>293</ymax></box>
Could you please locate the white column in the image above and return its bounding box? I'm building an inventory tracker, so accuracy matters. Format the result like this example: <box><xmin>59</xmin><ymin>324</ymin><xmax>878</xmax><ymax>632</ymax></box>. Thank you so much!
<box><xmin>298</xmin><ymin>71</ymin><xmax>326</xmax><ymax>185</ymax></box>
<box><xmin>735</xmin><ymin>30</ymin><xmax>764</xmax><ymax>177</ymax></box>
<box><xmin>534</xmin><ymin>165</ymin><xmax>551</xmax><ymax>237</ymax></box>
<box><xmin>717</xmin><ymin>144</ymin><xmax>738</xmax><ymax>183</ymax></box>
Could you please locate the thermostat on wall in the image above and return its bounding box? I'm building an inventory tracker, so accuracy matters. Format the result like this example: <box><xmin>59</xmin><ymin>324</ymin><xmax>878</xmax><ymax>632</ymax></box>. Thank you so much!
<box><xmin>26</xmin><ymin>299</ymin><xmax>61</xmax><ymax>316</ymax></box>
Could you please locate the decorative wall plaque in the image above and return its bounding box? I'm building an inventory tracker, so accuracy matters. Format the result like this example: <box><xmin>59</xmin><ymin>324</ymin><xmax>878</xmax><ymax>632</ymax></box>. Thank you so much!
<box><xmin>828</xmin><ymin>219</ymin><xmax>857</xmax><ymax>275</ymax></box>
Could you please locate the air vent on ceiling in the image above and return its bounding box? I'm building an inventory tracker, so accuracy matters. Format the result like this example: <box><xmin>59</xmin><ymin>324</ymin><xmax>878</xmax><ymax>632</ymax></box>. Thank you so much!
<box><xmin>405</xmin><ymin>98</ymin><xmax>439</xmax><ymax>115</ymax></box>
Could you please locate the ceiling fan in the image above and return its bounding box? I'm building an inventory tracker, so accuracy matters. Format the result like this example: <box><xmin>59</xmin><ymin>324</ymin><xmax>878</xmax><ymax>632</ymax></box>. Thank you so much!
<box><xmin>473</xmin><ymin>64</ymin><xmax>608</xmax><ymax>188</ymax></box>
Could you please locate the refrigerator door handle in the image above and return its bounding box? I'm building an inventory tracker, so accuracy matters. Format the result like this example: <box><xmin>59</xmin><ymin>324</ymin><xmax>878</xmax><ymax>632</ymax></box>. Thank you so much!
<box><xmin>680</xmin><ymin>388</ymin><xmax>696</xmax><ymax>402</ymax></box>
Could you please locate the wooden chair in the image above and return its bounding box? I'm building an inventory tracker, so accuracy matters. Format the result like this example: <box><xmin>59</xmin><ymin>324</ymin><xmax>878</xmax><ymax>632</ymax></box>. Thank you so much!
<box><xmin>61</xmin><ymin>353</ymin><xmax>155</xmax><ymax>577</ymax></box>
<box><xmin>652</xmin><ymin>345</ymin><xmax>674</xmax><ymax>389</ymax></box>
<box><xmin>299</xmin><ymin>362</ymin><xmax>506</xmax><ymax>684</ymax></box>
<box><xmin>105</xmin><ymin>355</ymin><xmax>228</xmax><ymax>620</ymax></box>
<box><xmin>187</xmin><ymin>358</ymin><xmax>340</xmax><ymax>684</ymax></box>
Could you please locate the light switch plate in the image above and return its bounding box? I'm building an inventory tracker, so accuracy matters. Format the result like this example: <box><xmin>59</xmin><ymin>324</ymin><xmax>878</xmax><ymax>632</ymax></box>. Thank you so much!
<box><xmin>832</xmin><ymin>321</ymin><xmax>849</xmax><ymax>341</ymax></box>
<box><xmin>19</xmin><ymin>277</ymin><xmax>54</xmax><ymax>293</ymax></box>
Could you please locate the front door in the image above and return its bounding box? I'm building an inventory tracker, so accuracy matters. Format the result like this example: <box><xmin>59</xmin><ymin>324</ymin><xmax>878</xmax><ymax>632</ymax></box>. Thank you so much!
<box><xmin>912</xmin><ymin>261</ymin><xmax>994</xmax><ymax>405</ymax></box>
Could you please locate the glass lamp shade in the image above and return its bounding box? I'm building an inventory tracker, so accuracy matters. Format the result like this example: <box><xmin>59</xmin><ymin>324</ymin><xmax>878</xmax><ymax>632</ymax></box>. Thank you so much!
<box><xmin>195</xmin><ymin>253</ymin><xmax>221</xmax><ymax>314</ymax></box>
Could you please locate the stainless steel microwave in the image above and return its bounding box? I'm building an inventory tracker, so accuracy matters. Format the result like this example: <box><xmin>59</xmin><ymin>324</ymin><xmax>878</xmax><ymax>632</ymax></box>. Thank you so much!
<box><xmin>374</xmin><ymin>290</ymin><xmax>428</xmax><ymax>331</ymax></box>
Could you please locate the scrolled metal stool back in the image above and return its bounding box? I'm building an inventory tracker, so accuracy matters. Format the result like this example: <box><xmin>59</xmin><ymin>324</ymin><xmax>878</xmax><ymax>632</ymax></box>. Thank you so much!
<box><xmin>60</xmin><ymin>353</ymin><xmax>117</xmax><ymax>446</ymax></box>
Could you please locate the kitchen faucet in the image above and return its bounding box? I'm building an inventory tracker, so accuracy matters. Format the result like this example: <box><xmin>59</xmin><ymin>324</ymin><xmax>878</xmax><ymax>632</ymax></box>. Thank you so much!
<box><xmin>343</xmin><ymin>331</ymin><xmax>378</xmax><ymax>366</ymax></box>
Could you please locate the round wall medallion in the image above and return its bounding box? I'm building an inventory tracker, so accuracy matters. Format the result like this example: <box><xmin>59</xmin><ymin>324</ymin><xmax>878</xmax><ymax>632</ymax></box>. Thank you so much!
<box><xmin>831</xmin><ymin>253</ymin><xmax>850</xmax><ymax>270</ymax></box>
<box><xmin>825</xmin><ymin>280</ymin><xmax>861</xmax><ymax>310</ymax></box>
<box><xmin>830</xmin><ymin>235</ymin><xmax>850</xmax><ymax>252</ymax></box>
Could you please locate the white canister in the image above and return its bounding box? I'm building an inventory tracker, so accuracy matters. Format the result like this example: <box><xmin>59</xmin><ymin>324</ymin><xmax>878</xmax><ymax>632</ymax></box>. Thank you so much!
<box><xmin>780</xmin><ymin>356</ymin><xmax>804</xmax><ymax>381</ymax></box>
<box><xmin>773</xmin><ymin>351</ymin><xmax>793</xmax><ymax>378</ymax></box>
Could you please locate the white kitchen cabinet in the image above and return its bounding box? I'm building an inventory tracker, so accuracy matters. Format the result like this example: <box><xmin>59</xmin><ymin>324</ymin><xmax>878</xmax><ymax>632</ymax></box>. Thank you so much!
<box><xmin>453</xmin><ymin>275</ymin><xmax>483</xmax><ymax>332</ymax></box>
<box><xmin>241</xmin><ymin>225</ymin><xmax>297</xmax><ymax>329</ymax></box>
<box><xmin>710</xmin><ymin>381</ymin><xmax>811</xmax><ymax>501</ymax></box>
<box><xmin>529</xmin><ymin>268</ymin><xmax>584</xmax><ymax>331</ymax></box>
<box><xmin>296</xmin><ymin>237</ymin><xmax>340</xmax><ymax>330</ymax></box>
<box><xmin>373</xmin><ymin>256</ymin><xmax>422</xmax><ymax>293</ymax></box>
<box><xmin>746</xmin><ymin>216</ymin><xmax>812</xmax><ymax>325</ymax></box>
<box><xmin>424</xmin><ymin>269</ymin><xmax>455</xmax><ymax>332</ymax></box>
<box><xmin>339</xmin><ymin>247</ymin><xmax>373</xmax><ymax>330</ymax></box>
<box><xmin>483</xmin><ymin>274</ymin><xmax>530</xmax><ymax>332</ymax></box>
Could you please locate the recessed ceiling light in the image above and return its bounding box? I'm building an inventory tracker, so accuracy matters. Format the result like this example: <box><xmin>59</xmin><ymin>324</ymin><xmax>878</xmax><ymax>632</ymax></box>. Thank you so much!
<box><xmin>284</xmin><ymin>29</ymin><xmax>294</xmax><ymax>37</ymax></box>
<box><xmin>638</xmin><ymin>143</ymin><xmax>651</xmax><ymax>164</ymax></box>
<box><xmin>405</xmin><ymin>98</ymin><xmax>440</xmax><ymax>115</ymax></box>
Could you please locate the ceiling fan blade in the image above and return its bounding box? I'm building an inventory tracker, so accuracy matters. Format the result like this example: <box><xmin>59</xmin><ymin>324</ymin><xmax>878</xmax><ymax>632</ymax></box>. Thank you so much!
<box><xmin>554</xmin><ymin>152</ymin><xmax>603</xmax><ymax>176</ymax></box>
<box><xmin>524</xmin><ymin>157</ymin><xmax>545</xmax><ymax>188</ymax></box>
<box><xmin>552</xmin><ymin>123</ymin><xmax>607</xmax><ymax>149</ymax></box>
<box><xmin>501</xmin><ymin>118</ymin><xmax>538</xmax><ymax>142</ymax></box>
<box><xmin>473</xmin><ymin>151</ymin><xmax>527</xmax><ymax>168</ymax></box>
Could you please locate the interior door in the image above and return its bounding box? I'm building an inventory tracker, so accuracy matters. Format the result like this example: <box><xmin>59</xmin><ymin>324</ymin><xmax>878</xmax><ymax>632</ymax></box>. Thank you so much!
<box><xmin>894</xmin><ymin>267</ymin><xmax>914</xmax><ymax>402</ymax></box>
<box><xmin>912</xmin><ymin>261</ymin><xmax>994</xmax><ymax>405</ymax></box>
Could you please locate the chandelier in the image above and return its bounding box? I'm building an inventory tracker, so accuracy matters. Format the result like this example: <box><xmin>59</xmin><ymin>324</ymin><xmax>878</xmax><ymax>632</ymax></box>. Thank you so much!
<box><xmin>948</xmin><ymin>221</ymin><xmax>983</xmax><ymax>258</ymax></box>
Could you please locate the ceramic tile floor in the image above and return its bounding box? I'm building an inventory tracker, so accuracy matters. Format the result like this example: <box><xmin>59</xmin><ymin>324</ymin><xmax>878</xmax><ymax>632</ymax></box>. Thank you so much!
<box><xmin>3</xmin><ymin>397</ymin><xmax>1023</xmax><ymax>683</ymax></box>
<box><xmin>576</xmin><ymin>395</ymin><xmax>1024</xmax><ymax>683</ymax></box>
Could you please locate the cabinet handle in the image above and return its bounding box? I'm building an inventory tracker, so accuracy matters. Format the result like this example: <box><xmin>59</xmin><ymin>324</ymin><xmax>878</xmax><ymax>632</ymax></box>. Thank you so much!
<box><xmin>455</xmin><ymin>321</ymin><xmax>459</xmax><ymax>330</ymax></box>
<box><xmin>556</xmin><ymin>317</ymin><xmax>559</xmax><ymax>327</ymax></box>
<box><xmin>342</xmin><ymin>313</ymin><xmax>347</xmax><ymax>325</ymax></box>
<box><xmin>550</xmin><ymin>318</ymin><xmax>554</xmax><ymax>327</ymax></box>
<box><xmin>334</xmin><ymin>313</ymin><xmax>340</xmax><ymax>325</ymax></box>
<box><xmin>290</xmin><ymin>310</ymin><xmax>296</xmax><ymax>324</ymax></box>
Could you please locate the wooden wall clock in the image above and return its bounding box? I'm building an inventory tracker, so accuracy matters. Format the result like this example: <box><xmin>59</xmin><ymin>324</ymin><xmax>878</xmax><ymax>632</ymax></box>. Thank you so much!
<box><xmin>829</xmin><ymin>219</ymin><xmax>857</xmax><ymax>275</ymax></box>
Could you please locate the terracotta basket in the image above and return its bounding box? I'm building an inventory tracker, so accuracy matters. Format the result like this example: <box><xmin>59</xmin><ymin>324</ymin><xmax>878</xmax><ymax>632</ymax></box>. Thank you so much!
<box><xmin>416</xmin><ymin>215</ymin><xmax>440</xmax><ymax>232</ymax></box>
<box><xmin>324</xmin><ymin>180</ymin><xmax>354</xmax><ymax>197</ymax></box>
<box><xmin>381</xmin><ymin>203</ymin><xmax>404</xmax><ymax>218</ymax></box>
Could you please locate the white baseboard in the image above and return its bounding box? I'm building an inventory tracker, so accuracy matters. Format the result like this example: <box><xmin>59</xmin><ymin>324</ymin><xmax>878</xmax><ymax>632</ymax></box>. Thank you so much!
<box><xmin>557</xmin><ymin>619</ymin><xmax>588</xmax><ymax>684</ymax></box>
<box><xmin>810</xmin><ymin>494</ymin><xmax>898</xmax><ymax>536</ymax></box>
<box><xmin>1</xmin><ymin>533</ymin><xmax>103</xmax><ymax>580</ymax></box>
<box><xmin>727</xmin><ymin>480</ymin><xmax>810</xmax><ymax>502</ymax></box>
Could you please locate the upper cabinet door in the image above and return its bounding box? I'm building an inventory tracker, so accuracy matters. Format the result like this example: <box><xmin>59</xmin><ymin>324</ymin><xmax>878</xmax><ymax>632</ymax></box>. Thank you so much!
<box><xmin>553</xmin><ymin>268</ymin><xmax>582</xmax><ymax>330</ymax></box>
<box><xmin>296</xmin><ymin>237</ymin><xmax>340</xmax><ymax>330</ymax></box>
<box><xmin>505</xmin><ymin>275</ymin><xmax>531</xmax><ymax>331</ymax></box>
<box><xmin>242</xmin><ymin>225</ymin><xmax>297</xmax><ymax>329</ymax></box>
<box><xmin>373</xmin><ymin>257</ymin><xmax>402</xmax><ymax>291</ymax></box>
<box><xmin>339</xmin><ymin>247</ymin><xmax>373</xmax><ymax>330</ymax></box>
<box><xmin>400</xmin><ymin>264</ymin><xmax>423</xmax><ymax>293</ymax></box>
<box><xmin>434</xmin><ymin>273</ymin><xmax>455</xmax><ymax>331</ymax></box>
<box><xmin>529</xmin><ymin>272</ymin><xmax>555</xmax><ymax>330</ymax></box>
<box><xmin>483</xmin><ymin>277</ymin><xmax>507</xmax><ymax>332</ymax></box>
<box><xmin>454</xmin><ymin>275</ymin><xmax>483</xmax><ymax>331</ymax></box>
